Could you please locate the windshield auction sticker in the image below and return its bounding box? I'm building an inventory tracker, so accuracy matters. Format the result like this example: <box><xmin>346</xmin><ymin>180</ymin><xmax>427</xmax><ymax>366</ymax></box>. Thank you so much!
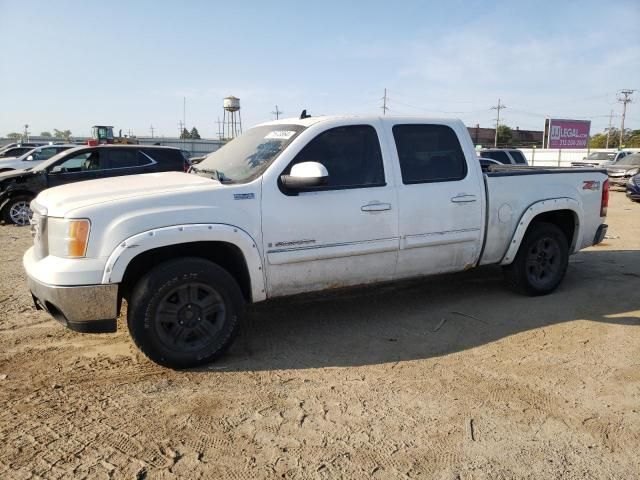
<box><xmin>265</xmin><ymin>131</ymin><xmax>296</xmax><ymax>140</ymax></box>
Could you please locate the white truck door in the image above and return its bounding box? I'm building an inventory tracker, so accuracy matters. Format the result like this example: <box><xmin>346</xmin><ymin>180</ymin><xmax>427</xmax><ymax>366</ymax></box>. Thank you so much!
<box><xmin>389</xmin><ymin>122</ymin><xmax>484</xmax><ymax>277</ymax></box>
<box><xmin>261</xmin><ymin>123</ymin><xmax>399</xmax><ymax>297</ymax></box>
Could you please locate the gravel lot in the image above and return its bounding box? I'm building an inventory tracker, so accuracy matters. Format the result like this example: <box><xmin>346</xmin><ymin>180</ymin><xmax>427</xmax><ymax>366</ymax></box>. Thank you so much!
<box><xmin>0</xmin><ymin>191</ymin><xmax>638</xmax><ymax>479</ymax></box>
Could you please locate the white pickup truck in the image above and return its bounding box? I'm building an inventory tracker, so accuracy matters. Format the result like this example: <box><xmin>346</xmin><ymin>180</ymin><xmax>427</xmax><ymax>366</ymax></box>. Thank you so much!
<box><xmin>23</xmin><ymin>115</ymin><xmax>609</xmax><ymax>368</ymax></box>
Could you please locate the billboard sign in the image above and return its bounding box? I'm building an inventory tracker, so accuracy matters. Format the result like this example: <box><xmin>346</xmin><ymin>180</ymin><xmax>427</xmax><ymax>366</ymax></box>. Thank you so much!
<box><xmin>545</xmin><ymin>119</ymin><xmax>591</xmax><ymax>148</ymax></box>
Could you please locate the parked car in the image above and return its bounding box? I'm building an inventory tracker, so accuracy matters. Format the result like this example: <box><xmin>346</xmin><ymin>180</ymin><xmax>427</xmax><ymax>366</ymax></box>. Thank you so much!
<box><xmin>0</xmin><ymin>142</ymin><xmax>50</xmax><ymax>155</ymax></box>
<box><xmin>479</xmin><ymin>148</ymin><xmax>528</xmax><ymax>165</ymax></box>
<box><xmin>606</xmin><ymin>153</ymin><xmax>640</xmax><ymax>189</ymax></box>
<box><xmin>22</xmin><ymin>115</ymin><xmax>609</xmax><ymax>368</ymax></box>
<box><xmin>0</xmin><ymin>146</ymin><xmax>37</xmax><ymax>158</ymax></box>
<box><xmin>478</xmin><ymin>157</ymin><xmax>502</xmax><ymax>172</ymax></box>
<box><xmin>0</xmin><ymin>144</ymin><xmax>188</xmax><ymax>225</ymax></box>
<box><xmin>626</xmin><ymin>173</ymin><xmax>640</xmax><ymax>201</ymax></box>
<box><xmin>0</xmin><ymin>145</ymin><xmax>76</xmax><ymax>172</ymax></box>
<box><xmin>571</xmin><ymin>151</ymin><xmax>616</xmax><ymax>168</ymax></box>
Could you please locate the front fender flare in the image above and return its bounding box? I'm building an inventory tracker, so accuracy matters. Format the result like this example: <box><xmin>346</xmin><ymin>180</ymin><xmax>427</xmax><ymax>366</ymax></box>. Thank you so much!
<box><xmin>500</xmin><ymin>197</ymin><xmax>582</xmax><ymax>265</ymax></box>
<box><xmin>101</xmin><ymin>223</ymin><xmax>266</xmax><ymax>302</ymax></box>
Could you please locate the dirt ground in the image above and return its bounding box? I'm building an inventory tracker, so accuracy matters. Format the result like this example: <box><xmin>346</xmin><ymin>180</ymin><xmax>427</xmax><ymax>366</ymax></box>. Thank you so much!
<box><xmin>0</xmin><ymin>191</ymin><xmax>638</xmax><ymax>479</ymax></box>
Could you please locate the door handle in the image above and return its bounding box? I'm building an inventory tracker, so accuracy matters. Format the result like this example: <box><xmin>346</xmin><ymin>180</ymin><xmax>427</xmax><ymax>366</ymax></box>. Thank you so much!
<box><xmin>450</xmin><ymin>194</ymin><xmax>477</xmax><ymax>203</ymax></box>
<box><xmin>361</xmin><ymin>202</ymin><xmax>392</xmax><ymax>212</ymax></box>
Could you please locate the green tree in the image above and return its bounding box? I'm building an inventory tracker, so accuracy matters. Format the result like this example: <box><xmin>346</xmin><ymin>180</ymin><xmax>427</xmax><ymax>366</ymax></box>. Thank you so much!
<box><xmin>587</xmin><ymin>127</ymin><xmax>640</xmax><ymax>148</ymax></box>
<box><xmin>180</xmin><ymin>128</ymin><xmax>191</xmax><ymax>139</ymax></box>
<box><xmin>40</xmin><ymin>131</ymin><xmax>52</xmax><ymax>137</ymax></box>
<box><xmin>626</xmin><ymin>129</ymin><xmax>640</xmax><ymax>148</ymax></box>
<box><xmin>190</xmin><ymin>127</ymin><xmax>201</xmax><ymax>139</ymax></box>
<box><xmin>496</xmin><ymin>125</ymin><xmax>513</xmax><ymax>146</ymax></box>
<box><xmin>6</xmin><ymin>132</ymin><xmax>22</xmax><ymax>140</ymax></box>
<box><xmin>53</xmin><ymin>129</ymin><xmax>73</xmax><ymax>141</ymax></box>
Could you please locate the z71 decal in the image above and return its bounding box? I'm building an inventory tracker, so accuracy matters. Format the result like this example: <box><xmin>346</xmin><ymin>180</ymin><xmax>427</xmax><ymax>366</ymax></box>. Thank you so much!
<box><xmin>582</xmin><ymin>181</ymin><xmax>601</xmax><ymax>191</ymax></box>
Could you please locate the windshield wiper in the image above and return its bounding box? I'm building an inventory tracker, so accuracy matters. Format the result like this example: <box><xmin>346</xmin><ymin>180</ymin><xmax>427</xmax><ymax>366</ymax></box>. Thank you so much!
<box><xmin>191</xmin><ymin>166</ymin><xmax>233</xmax><ymax>183</ymax></box>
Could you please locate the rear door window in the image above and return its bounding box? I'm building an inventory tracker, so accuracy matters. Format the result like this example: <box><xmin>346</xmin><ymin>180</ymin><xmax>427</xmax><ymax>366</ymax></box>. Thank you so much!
<box><xmin>509</xmin><ymin>150</ymin><xmax>527</xmax><ymax>165</ymax></box>
<box><xmin>392</xmin><ymin>124</ymin><xmax>467</xmax><ymax>183</ymax></box>
<box><xmin>102</xmin><ymin>149</ymin><xmax>151</xmax><ymax>169</ymax></box>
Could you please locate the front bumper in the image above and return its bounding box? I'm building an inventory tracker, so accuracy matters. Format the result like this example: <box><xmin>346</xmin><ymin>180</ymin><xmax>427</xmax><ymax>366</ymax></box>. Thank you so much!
<box><xmin>27</xmin><ymin>275</ymin><xmax>118</xmax><ymax>333</ymax></box>
<box><xmin>608</xmin><ymin>176</ymin><xmax>629</xmax><ymax>188</ymax></box>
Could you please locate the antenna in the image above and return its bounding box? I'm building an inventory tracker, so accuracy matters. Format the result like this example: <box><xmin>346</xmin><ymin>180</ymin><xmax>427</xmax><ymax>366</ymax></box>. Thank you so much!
<box><xmin>272</xmin><ymin>105</ymin><xmax>283</xmax><ymax>120</ymax></box>
<box><xmin>300</xmin><ymin>109</ymin><xmax>311</xmax><ymax>119</ymax></box>
<box><xmin>381</xmin><ymin>88</ymin><xmax>389</xmax><ymax>115</ymax></box>
<box><xmin>491</xmin><ymin>98</ymin><xmax>507</xmax><ymax>147</ymax></box>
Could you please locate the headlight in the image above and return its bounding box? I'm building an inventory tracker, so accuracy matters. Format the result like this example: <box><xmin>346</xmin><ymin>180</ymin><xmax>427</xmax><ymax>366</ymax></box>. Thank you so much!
<box><xmin>626</xmin><ymin>167</ymin><xmax>639</xmax><ymax>177</ymax></box>
<box><xmin>48</xmin><ymin>218</ymin><xmax>91</xmax><ymax>257</ymax></box>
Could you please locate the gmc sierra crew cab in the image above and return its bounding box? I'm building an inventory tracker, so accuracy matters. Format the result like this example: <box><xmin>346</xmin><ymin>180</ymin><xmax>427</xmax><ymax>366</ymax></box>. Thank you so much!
<box><xmin>23</xmin><ymin>115</ymin><xmax>609</xmax><ymax>369</ymax></box>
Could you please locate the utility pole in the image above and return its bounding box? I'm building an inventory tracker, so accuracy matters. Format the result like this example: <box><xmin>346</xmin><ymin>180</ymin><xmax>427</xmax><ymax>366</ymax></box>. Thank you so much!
<box><xmin>381</xmin><ymin>88</ymin><xmax>389</xmax><ymax>115</ymax></box>
<box><xmin>491</xmin><ymin>98</ymin><xmax>507</xmax><ymax>147</ymax></box>
<box><xmin>271</xmin><ymin>105</ymin><xmax>283</xmax><ymax>120</ymax></box>
<box><xmin>605</xmin><ymin>110</ymin><xmax>614</xmax><ymax>149</ymax></box>
<box><xmin>216</xmin><ymin>117</ymin><xmax>223</xmax><ymax>140</ymax></box>
<box><xmin>150</xmin><ymin>124</ymin><xmax>155</xmax><ymax>138</ymax></box>
<box><xmin>618</xmin><ymin>89</ymin><xmax>634</xmax><ymax>146</ymax></box>
<box><xmin>183</xmin><ymin>97</ymin><xmax>186</xmax><ymax>135</ymax></box>
<box><xmin>178</xmin><ymin>120</ymin><xmax>185</xmax><ymax>139</ymax></box>
<box><xmin>23</xmin><ymin>124</ymin><xmax>30</xmax><ymax>142</ymax></box>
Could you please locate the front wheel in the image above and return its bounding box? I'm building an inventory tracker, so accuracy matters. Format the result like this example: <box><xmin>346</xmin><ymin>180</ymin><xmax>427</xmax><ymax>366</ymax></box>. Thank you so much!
<box><xmin>2</xmin><ymin>195</ymin><xmax>34</xmax><ymax>226</ymax></box>
<box><xmin>127</xmin><ymin>258</ymin><xmax>245</xmax><ymax>369</ymax></box>
<box><xmin>502</xmin><ymin>222</ymin><xmax>569</xmax><ymax>296</ymax></box>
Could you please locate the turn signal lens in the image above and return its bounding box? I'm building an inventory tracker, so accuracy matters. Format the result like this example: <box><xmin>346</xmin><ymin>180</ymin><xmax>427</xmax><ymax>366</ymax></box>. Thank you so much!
<box><xmin>66</xmin><ymin>219</ymin><xmax>90</xmax><ymax>257</ymax></box>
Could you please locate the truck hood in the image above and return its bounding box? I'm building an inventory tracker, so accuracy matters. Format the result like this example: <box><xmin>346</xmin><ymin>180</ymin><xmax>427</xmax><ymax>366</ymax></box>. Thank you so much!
<box><xmin>37</xmin><ymin>171</ymin><xmax>219</xmax><ymax>217</ymax></box>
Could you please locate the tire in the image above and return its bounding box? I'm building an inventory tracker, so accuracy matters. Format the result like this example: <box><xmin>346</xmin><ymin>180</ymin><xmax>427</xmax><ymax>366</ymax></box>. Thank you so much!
<box><xmin>2</xmin><ymin>195</ymin><xmax>34</xmax><ymax>226</ymax></box>
<box><xmin>502</xmin><ymin>221</ymin><xmax>569</xmax><ymax>296</ymax></box>
<box><xmin>127</xmin><ymin>257</ymin><xmax>245</xmax><ymax>369</ymax></box>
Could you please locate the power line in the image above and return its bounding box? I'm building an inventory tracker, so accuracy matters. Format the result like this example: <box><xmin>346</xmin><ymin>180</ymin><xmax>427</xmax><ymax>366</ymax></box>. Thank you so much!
<box><xmin>618</xmin><ymin>89</ymin><xmax>634</xmax><ymax>145</ymax></box>
<box><xmin>490</xmin><ymin>99</ymin><xmax>507</xmax><ymax>147</ymax></box>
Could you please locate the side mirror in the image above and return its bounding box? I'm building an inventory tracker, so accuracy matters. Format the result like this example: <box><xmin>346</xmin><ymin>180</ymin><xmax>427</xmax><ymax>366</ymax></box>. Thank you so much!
<box><xmin>281</xmin><ymin>161</ymin><xmax>328</xmax><ymax>190</ymax></box>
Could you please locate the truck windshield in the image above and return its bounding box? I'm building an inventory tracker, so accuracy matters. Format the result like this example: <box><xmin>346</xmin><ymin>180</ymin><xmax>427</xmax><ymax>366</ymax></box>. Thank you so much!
<box><xmin>195</xmin><ymin>124</ymin><xmax>306</xmax><ymax>183</ymax></box>
<box><xmin>587</xmin><ymin>152</ymin><xmax>615</xmax><ymax>160</ymax></box>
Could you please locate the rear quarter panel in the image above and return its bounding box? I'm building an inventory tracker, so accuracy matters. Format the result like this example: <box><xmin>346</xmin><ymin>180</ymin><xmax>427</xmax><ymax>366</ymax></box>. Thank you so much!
<box><xmin>480</xmin><ymin>170</ymin><xmax>607</xmax><ymax>265</ymax></box>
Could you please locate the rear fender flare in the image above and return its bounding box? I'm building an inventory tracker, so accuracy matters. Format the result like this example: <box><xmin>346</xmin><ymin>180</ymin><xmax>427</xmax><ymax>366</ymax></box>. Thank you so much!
<box><xmin>101</xmin><ymin>223</ymin><xmax>266</xmax><ymax>302</ymax></box>
<box><xmin>500</xmin><ymin>197</ymin><xmax>582</xmax><ymax>265</ymax></box>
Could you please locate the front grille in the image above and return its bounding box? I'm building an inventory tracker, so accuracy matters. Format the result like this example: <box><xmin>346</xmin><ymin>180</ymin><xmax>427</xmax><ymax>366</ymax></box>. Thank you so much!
<box><xmin>30</xmin><ymin>201</ymin><xmax>48</xmax><ymax>259</ymax></box>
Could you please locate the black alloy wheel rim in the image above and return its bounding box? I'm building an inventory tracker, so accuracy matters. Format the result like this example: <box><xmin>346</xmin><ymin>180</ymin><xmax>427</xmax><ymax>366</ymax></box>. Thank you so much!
<box><xmin>526</xmin><ymin>236</ymin><xmax>561</xmax><ymax>288</ymax></box>
<box><xmin>154</xmin><ymin>282</ymin><xmax>226</xmax><ymax>352</ymax></box>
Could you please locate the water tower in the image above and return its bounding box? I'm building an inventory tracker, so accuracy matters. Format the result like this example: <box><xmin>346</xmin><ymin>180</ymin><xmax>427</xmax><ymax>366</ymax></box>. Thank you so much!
<box><xmin>222</xmin><ymin>96</ymin><xmax>242</xmax><ymax>139</ymax></box>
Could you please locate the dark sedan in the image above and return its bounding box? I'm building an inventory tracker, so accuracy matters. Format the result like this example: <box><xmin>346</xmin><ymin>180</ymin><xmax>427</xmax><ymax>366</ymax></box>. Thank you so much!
<box><xmin>627</xmin><ymin>173</ymin><xmax>640</xmax><ymax>201</ymax></box>
<box><xmin>0</xmin><ymin>145</ymin><xmax>189</xmax><ymax>225</ymax></box>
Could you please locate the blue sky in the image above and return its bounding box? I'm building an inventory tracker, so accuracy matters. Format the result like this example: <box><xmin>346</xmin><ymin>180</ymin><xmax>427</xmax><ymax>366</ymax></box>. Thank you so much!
<box><xmin>1</xmin><ymin>0</ymin><xmax>638</xmax><ymax>138</ymax></box>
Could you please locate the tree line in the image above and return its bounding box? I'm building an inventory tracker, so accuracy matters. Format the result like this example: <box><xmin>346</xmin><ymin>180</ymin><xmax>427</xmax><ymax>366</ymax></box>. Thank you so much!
<box><xmin>589</xmin><ymin>128</ymin><xmax>640</xmax><ymax>148</ymax></box>
<box><xmin>180</xmin><ymin>127</ymin><xmax>201</xmax><ymax>139</ymax></box>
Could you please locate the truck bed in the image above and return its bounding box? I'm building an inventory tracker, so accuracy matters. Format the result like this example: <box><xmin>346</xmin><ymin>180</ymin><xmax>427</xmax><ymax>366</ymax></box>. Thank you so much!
<box><xmin>479</xmin><ymin>166</ymin><xmax>608</xmax><ymax>265</ymax></box>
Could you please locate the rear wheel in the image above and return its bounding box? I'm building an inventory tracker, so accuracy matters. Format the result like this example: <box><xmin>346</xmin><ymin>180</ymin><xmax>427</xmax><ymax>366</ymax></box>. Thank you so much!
<box><xmin>127</xmin><ymin>257</ymin><xmax>245</xmax><ymax>369</ymax></box>
<box><xmin>2</xmin><ymin>195</ymin><xmax>34</xmax><ymax>226</ymax></box>
<box><xmin>503</xmin><ymin>222</ymin><xmax>569</xmax><ymax>296</ymax></box>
